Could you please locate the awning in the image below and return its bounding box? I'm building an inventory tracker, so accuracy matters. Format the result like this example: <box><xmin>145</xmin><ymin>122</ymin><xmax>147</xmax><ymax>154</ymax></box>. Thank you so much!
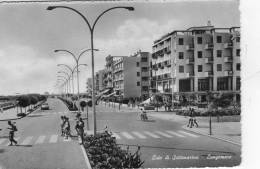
<box><xmin>139</xmin><ymin>96</ymin><xmax>154</xmax><ymax>105</ymax></box>
<box><xmin>103</xmin><ymin>92</ymin><xmax>116</xmax><ymax>98</ymax></box>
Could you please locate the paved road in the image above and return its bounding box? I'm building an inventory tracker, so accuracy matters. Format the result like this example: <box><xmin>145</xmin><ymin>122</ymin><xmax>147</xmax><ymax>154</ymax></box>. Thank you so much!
<box><xmin>0</xmin><ymin>98</ymin><xmax>88</xmax><ymax>169</ymax></box>
<box><xmin>86</xmin><ymin>103</ymin><xmax>241</xmax><ymax>168</ymax></box>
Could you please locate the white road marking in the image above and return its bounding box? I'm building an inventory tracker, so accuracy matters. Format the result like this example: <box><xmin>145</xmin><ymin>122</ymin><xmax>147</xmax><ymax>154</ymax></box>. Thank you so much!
<box><xmin>166</xmin><ymin>130</ymin><xmax>185</xmax><ymax>137</ymax></box>
<box><xmin>112</xmin><ymin>132</ymin><xmax>121</xmax><ymax>139</ymax></box>
<box><xmin>121</xmin><ymin>132</ymin><xmax>135</xmax><ymax>139</ymax></box>
<box><xmin>49</xmin><ymin>135</ymin><xmax>58</xmax><ymax>143</ymax></box>
<box><xmin>143</xmin><ymin>131</ymin><xmax>160</xmax><ymax>138</ymax></box>
<box><xmin>132</xmin><ymin>131</ymin><xmax>147</xmax><ymax>139</ymax></box>
<box><xmin>178</xmin><ymin>130</ymin><xmax>199</xmax><ymax>138</ymax></box>
<box><xmin>155</xmin><ymin>131</ymin><xmax>173</xmax><ymax>138</ymax></box>
<box><xmin>21</xmin><ymin>136</ymin><xmax>33</xmax><ymax>145</ymax></box>
<box><xmin>35</xmin><ymin>135</ymin><xmax>46</xmax><ymax>144</ymax></box>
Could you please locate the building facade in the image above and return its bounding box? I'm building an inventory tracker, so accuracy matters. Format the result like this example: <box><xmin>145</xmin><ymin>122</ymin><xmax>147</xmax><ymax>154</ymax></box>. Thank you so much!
<box><xmin>113</xmin><ymin>51</ymin><xmax>150</xmax><ymax>100</ymax></box>
<box><xmin>151</xmin><ymin>25</ymin><xmax>240</xmax><ymax>102</ymax></box>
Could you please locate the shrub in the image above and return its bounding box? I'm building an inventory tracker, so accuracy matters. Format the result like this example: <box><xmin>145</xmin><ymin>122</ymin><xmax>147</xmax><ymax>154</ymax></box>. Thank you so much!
<box><xmin>84</xmin><ymin>131</ymin><xmax>144</xmax><ymax>169</ymax></box>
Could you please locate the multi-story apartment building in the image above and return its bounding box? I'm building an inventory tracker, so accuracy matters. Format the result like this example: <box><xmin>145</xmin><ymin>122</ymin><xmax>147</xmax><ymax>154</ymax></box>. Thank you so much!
<box><xmin>103</xmin><ymin>55</ymin><xmax>114</xmax><ymax>89</ymax></box>
<box><xmin>151</xmin><ymin>25</ymin><xmax>240</xmax><ymax>102</ymax></box>
<box><xmin>113</xmin><ymin>51</ymin><xmax>150</xmax><ymax>100</ymax></box>
<box><xmin>86</xmin><ymin>77</ymin><xmax>93</xmax><ymax>94</ymax></box>
<box><xmin>95</xmin><ymin>69</ymin><xmax>106</xmax><ymax>93</ymax></box>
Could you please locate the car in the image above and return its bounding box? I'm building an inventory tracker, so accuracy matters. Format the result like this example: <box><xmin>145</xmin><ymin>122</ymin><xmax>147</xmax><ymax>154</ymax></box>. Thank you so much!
<box><xmin>41</xmin><ymin>103</ymin><xmax>49</xmax><ymax>110</ymax></box>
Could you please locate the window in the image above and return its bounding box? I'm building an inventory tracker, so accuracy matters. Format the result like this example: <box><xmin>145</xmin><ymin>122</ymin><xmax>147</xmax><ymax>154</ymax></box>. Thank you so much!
<box><xmin>217</xmin><ymin>77</ymin><xmax>229</xmax><ymax>91</ymax></box>
<box><xmin>136</xmin><ymin>62</ymin><xmax>139</xmax><ymax>67</ymax></box>
<box><xmin>217</xmin><ymin>64</ymin><xmax>222</xmax><ymax>71</ymax></box>
<box><xmin>197</xmin><ymin>37</ymin><xmax>202</xmax><ymax>44</ymax></box>
<box><xmin>137</xmin><ymin>82</ymin><xmax>140</xmax><ymax>86</ymax></box>
<box><xmin>141</xmin><ymin>67</ymin><xmax>148</xmax><ymax>72</ymax></box>
<box><xmin>217</xmin><ymin>50</ymin><xmax>222</xmax><ymax>57</ymax></box>
<box><xmin>236</xmin><ymin>49</ymin><xmax>240</xmax><ymax>56</ymax></box>
<box><xmin>179</xmin><ymin>79</ymin><xmax>191</xmax><ymax>92</ymax></box>
<box><xmin>137</xmin><ymin>72</ymin><xmax>140</xmax><ymax>76</ymax></box>
<box><xmin>142</xmin><ymin>86</ymin><xmax>149</xmax><ymax>91</ymax></box>
<box><xmin>198</xmin><ymin>65</ymin><xmax>203</xmax><ymax>72</ymax></box>
<box><xmin>216</xmin><ymin>36</ymin><xmax>222</xmax><ymax>43</ymax></box>
<box><xmin>178</xmin><ymin>52</ymin><xmax>184</xmax><ymax>59</ymax></box>
<box><xmin>236</xmin><ymin>63</ymin><xmax>241</xmax><ymax>71</ymax></box>
<box><xmin>141</xmin><ymin>57</ymin><xmax>148</xmax><ymax>62</ymax></box>
<box><xmin>179</xmin><ymin>66</ymin><xmax>184</xmax><ymax>73</ymax></box>
<box><xmin>198</xmin><ymin>79</ymin><xmax>209</xmax><ymax>91</ymax></box>
<box><xmin>198</xmin><ymin>51</ymin><xmax>203</xmax><ymax>58</ymax></box>
<box><xmin>236</xmin><ymin>77</ymin><xmax>241</xmax><ymax>91</ymax></box>
<box><xmin>142</xmin><ymin>77</ymin><xmax>149</xmax><ymax>81</ymax></box>
<box><xmin>178</xmin><ymin>38</ymin><xmax>184</xmax><ymax>45</ymax></box>
<box><xmin>236</xmin><ymin>37</ymin><xmax>240</xmax><ymax>43</ymax></box>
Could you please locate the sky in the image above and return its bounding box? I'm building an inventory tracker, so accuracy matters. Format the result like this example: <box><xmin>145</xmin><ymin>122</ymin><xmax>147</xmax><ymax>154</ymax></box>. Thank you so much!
<box><xmin>0</xmin><ymin>0</ymin><xmax>240</xmax><ymax>95</ymax></box>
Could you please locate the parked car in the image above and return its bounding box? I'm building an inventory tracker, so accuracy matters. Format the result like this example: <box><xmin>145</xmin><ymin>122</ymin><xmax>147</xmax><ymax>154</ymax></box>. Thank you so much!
<box><xmin>41</xmin><ymin>103</ymin><xmax>49</xmax><ymax>110</ymax></box>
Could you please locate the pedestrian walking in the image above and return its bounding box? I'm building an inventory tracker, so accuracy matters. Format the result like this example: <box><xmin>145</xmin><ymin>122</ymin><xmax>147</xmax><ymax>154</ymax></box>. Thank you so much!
<box><xmin>60</xmin><ymin>116</ymin><xmax>65</xmax><ymax>136</ymax></box>
<box><xmin>7</xmin><ymin>121</ymin><xmax>18</xmax><ymax>146</ymax></box>
<box><xmin>63</xmin><ymin>116</ymin><xmax>71</xmax><ymax>139</ymax></box>
<box><xmin>192</xmin><ymin>109</ymin><xmax>199</xmax><ymax>127</ymax></box>
<box><xmin>187</xmin><ymin>108</ymin><xmax>194</xmax><ymax>128</ymax></box>
<box><xmin>75</xmin><ymin>118</ymin><xmax>84</xmax><ymax>144</ymax></box>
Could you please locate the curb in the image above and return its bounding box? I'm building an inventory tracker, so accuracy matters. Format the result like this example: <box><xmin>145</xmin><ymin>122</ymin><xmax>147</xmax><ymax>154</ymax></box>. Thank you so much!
<box><xmin>80</xmin><ymin>144</ymin><xmax>93</xmax><ymax>169</ymax></box>
<box><xmin>0</xmin><ymin>102</ymin><xmax>45</xmax><ymax>121</ymax></box>
<box><xmin>182</xmin><ymin>125</ymin><xmax>241</xmax><ymax>146</ymax></box>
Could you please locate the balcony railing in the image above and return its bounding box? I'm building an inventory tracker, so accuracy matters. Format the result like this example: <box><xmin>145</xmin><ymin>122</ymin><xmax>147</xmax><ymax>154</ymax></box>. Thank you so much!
<box><xmin>204</xmin><ymin>71</ymin><xmax>213</xmax><ymax>77</ymax></box>
<box><xmin>205</xmin><ymin>43</ymin><xmax>214</xmax><ymax>50</ymax></box>
<box><xmin>224</xmin><ymin>42</ymin><xmax>233</xmax><ymax>48</ymax></box>
<box><xmin>164</xmin><ymin>88</ymin><xmax>172</xmax><ymax>93</ymax></box>
<box><xmin>186</xmin><ymin>44</ymin><xmax>194</xmax><ymax>50</ymax></box>
<box><xmin>224</xmin><ymin>70</ymin><xmax>233</xmax><ymax>76</ymax></box>
<box><xmin>163</xmin><ymin>73</ymin><xmax>171</xmax><ymax>79</ymax></box>
<box><xmin>205</xmin><ymin>57</ymin><xmax>214</xmax><ymax>63</ymax></box>
<box><xmin>186</xmin><ymin>57</ymin><xmax>195</xmax><ymax>64</ymax></box>
<box><xmin>224</xmin><ymin>56</ymin><xmax>233</xmax><ymax>62</ymax></box>
<box><xmin>185</xmin><ymin>72</ymin><xmax>194</xmax><ymax>77</ymax></box>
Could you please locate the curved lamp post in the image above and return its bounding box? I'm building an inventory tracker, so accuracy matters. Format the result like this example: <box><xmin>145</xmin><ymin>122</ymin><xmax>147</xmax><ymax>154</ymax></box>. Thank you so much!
<box><xmin>47</xmin><ymin>5</ymin><xmax>134</xmax><ymax>135</ymax></box>
<box><xmin>54</xmin><ymin>49</ymin><xmax>97</xmax><ymax>101</ymax></box>
<box><xmin>57</xmin><ymin>78</ymin><xmax>67</xmax><ymax>96</ymax></box>
<box><xmin>58</xmin><ymin>71</ymin><xmax>71</xmax><ymax>94</ymax></box>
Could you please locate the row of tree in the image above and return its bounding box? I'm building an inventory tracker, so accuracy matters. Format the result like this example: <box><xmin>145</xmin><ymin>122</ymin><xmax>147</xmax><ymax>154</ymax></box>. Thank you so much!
<box><xmin>16</xmin><ymin>94</ymin><xmax>47</xmax><ymax>116</ymax></box>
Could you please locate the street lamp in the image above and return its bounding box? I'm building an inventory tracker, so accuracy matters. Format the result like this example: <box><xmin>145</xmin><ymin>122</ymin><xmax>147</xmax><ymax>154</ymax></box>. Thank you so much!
<box><xmin>55</xmin><ymin>49</ymin><xmax>97</xmax><ymax>101</ymax></box>
<box><xmin>57</xmin><ymin>63</ymin><xmax>88</xmax><ymax>95</ymax></box>
<box><xmin>47</xmin><ymin>5</ymin><xmax>134</xmax><ymax>136</ymax></box>
<box><xmin>58</xmin><ymin>71</ymin><xmax>71</xmax><ymax>94</ymax></box>
<box><xmin>57</xmin><ymin>78</ymin><xmax>67</xmax><ymax>96</ymax></box>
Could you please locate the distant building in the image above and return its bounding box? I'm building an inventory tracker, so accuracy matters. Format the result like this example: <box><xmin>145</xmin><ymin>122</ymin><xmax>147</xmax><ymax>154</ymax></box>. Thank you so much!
<box><xmin>95</xmin><ymin>69</ymin><xmax>106</xmax><ymax>93</ymax></box>
<box><xmin>151</xmin><ymin>25</ymin><xmax>240</xmax><ymax>102</ymax></box>
<box><xmin>113</xmin><ymin>51</ymin><xmax>150</xmax><ymax>100</ymax></box>
<box><xmin>86</xmin><ymin>78</ymin><xmax>92</xmax><ymax>94</ymax></box>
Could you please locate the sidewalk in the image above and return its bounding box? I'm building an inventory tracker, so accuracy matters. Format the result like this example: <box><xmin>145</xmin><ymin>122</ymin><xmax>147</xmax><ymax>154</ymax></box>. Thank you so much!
<box><xmin>0</xmin><ymin>107</ymin><xmax>33</xmax><ymax>121</ymax></box>
<box><xmin>101</xmin><ymin>101</ymin><xmax>241</xmax><ymax>146</ymax></box>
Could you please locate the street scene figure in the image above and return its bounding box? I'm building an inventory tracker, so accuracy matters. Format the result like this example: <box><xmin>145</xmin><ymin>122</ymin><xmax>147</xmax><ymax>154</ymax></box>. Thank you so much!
<box><xmin>60</xmin><ymin>116</ymin><xmax>65</xmax><ymax>136</ymax></box>
<box><xmin>75</xmin><ymin>118</ymin><xmax>84</xmax><ymax>144</ymax></box>
<box><xmin>140</xmin><ymin>108</ymin><xmax>148</xmax><ymax>121</ymax></box>
<box><xmin>7</xmin><ymin>121</ymin><xmax>18</xmax><ymax>146</ymax></box>
<box><xmin>63</xmin><ymin>116</ymin><xmax>71</xmax><ymax>139</ymax></box>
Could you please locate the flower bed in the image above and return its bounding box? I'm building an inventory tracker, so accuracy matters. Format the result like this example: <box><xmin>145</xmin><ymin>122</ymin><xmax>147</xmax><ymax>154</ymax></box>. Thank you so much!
<box><xmin>83</xmin><ymin>131</ymin><xmax>144</xmax><ymax>169</ymax></box>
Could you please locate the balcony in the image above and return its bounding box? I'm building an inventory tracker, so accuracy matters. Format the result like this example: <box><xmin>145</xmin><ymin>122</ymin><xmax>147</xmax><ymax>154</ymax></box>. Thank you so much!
<box><xmin>204</xmin><ymin>71</ymin><xmax>213</xmax><ymax>77</ymax></box>
<box><xmin>224</xmin><ymin>70</ymin><xmax>233</xmax><ymax>76</ymax></box>
<box><xmin>158</xmin><ymin>63</ymin><xmax>164</xmax><ymax>69</ymax></box>
<box><xmin>163</xmin><ymin>73</ymin><xmax>171</xmax><ymax>79</ymax></box>
<box><xmin>152</xmin><ymin>53</ymin><xmax>157</xmax><ymax>59</ymax></box>
<box><xmin>152</xmin><ymin>64</ymin><xmax>158</xmax><ymax>70</ymax></box>
<box><xmin>224</xmin><ymin>42</ymin><xmax>233</xmax><ymax>48</ymax></box>
<box><xmin>164</xmin><ymin>88</ymin><xmax>172</xmax><ymax>93</ymax></box>
<box><xmin>185</xmin><ymin>72</ymin><xmax>195</xmax><ymax>77</ymax></box>
<box><xmin>141</xmin><ymin>71</ymin><xmax>149</xmax><ymax>77</ymax></box>
<box><xmin>164</xmin><ymin>60</ymin><xmax>171</xmax><ymax>67</ymax></box>
<box><xmin>224</xmin><ymin>56</ymin><xmax>233</xmax><ymax>62</ymax></box>
<box><xmin>186</xmin><ymin>44</ymin><xmax>194</xmax><ymax>50</ymax></box>
<box><xmin>205</xmin><ymin>57</ymin><xmax>213</xmax><ymax>63</ymax></box>
<box><xmin>142</xmin><ymin>81</ymin><xmax>149</xmax><ymax>86</ymax></box>
<box><xmin>185</xmin><ymin>57</ymin><xmax>195</xmax><ymax>64</ymax></box>
<box><xmin>151</xmin><ymin>76</ymin><xmax>157</xmax><ymax>81</ymax></box>
<box><xmin>204</xmin><ymin>43</ymin><xmax>214</xmax><ymax>50</ymax></box>
<box><xmin>157</xmin><ymin>75</ymin><xmax>162</xmax><ymax>80</ymax></box>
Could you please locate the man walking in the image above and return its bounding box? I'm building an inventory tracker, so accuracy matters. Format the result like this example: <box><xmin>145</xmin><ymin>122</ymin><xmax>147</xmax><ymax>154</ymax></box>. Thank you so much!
<box><xmin>7</xmin><ymin>121</ymin><xmax>18</xmax><ymax>146</ymax></box>
<box><xmin>75</xmin><ymin>118</ymin><xmax>84</xmax><ymax>144</ymax></box>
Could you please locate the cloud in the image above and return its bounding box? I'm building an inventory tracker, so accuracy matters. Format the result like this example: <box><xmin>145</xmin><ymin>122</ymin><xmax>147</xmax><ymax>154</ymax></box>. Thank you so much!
<box><xmin>95</xmin><ymin>18</ymin><xmax>179</xmax><ymax>56</ymax></box>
